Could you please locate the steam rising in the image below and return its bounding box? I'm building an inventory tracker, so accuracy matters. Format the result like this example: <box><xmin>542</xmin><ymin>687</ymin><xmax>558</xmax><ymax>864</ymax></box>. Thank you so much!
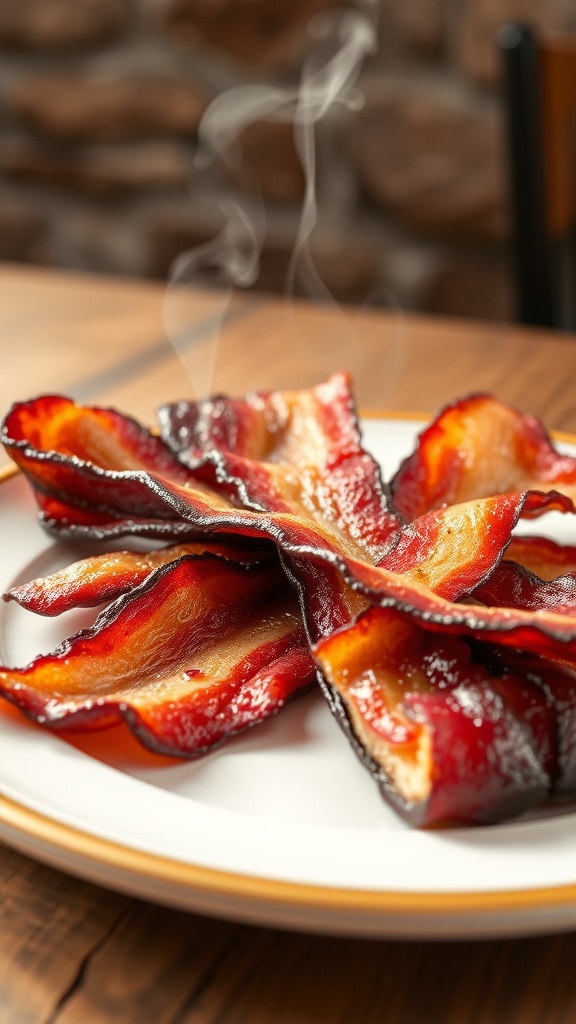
<box><xmin>164</xmin><ymin>2</ymin><xmax>382</xmax><ymax>400</ymax></box>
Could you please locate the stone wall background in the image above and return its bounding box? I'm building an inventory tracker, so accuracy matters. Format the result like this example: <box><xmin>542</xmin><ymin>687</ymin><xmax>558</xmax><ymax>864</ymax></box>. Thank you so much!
<box><xmin>0</xmin><ymin>0</ymin><xmax>574</xmax><ymax>321</ymax></box>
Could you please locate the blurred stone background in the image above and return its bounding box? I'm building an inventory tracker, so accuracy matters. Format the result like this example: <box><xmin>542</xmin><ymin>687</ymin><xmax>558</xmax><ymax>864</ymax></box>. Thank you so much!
<box><xmin>0</xmin><ymin>0</ymin><xmax>574</xmax><ymax>321</ymax></box>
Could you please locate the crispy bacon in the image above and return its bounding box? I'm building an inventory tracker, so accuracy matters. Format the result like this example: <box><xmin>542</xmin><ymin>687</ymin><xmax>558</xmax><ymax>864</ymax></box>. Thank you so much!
<box><xmin>158</xmin><ymin>373</ymin><xmax>398</xmax><ymax>561</ymax></box>
<box><xmin>0</xmin><ymin>553</ymin><xmax>314</xmax><ymax>756</ymax></box>
<box><xmin>392</xmin><ymin>393</ymin><xmax>576</xmax><ymax>521</ymax></box>
<box><xmin>506</xmin><ymin>534</ymin><xmax>576</xmax><ymax>580</ymax></box>
<box><xmin>5</xmin><ymin>379</ymin><xmax>576</xmax><ymax>826</ymax></box>
<box><xmin>5</xmin><ymin>391</ymin><xmax>569</xmax><ymax>624</ymax></box>
<box><xmin>375</xmin><ymin>492</ymin><xmax>560</xmax><ymax>599</ymax></box>
<box><xmin>472</xmin><ymin>561</ymin><xmax>576</xmax><ymax>616</ymax></box>
<box><xmin>314</xmin><ymin>607</ymin><xmax>551</xmax><ymax>825</ymax></box>
<box><xmin>4</xmin><ymin>539</ymin><xmax>270</xmax><ymax>616</ymax></box>
<box><xmin>314</xmin><ymin>605</ymin><xmax>576</xmax><ymax>825</ymax></box>
<box><xmin>3</xmin><ymin>394</ymin><xmax>189</xmax><ymax>479</ymax></box>
<box><xmin>3</xmin><ymin>375</ymin><xmax>400</xmax><ymax>562</ymax></box>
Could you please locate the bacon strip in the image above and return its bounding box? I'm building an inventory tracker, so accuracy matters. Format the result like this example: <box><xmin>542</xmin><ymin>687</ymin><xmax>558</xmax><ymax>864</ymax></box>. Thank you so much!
<box><xmin>392</xmin><ymin>393</ymin><xmax>576</xmax><ymax>521</ymax></box>
<box><xmin>506</xmin><ymin>535</ymin><xmax>576</xmax><ymax>580</ymax></box>
<box><xmin>472</xmin><ymin>561</ymin><xmax>576</xmax><ymax>617</ymax></box>
<box><xmin>3</xmin><ymin>394</ymin><xmax>189</xmax><ymax>479</ymax></box>
<box><xmin>314</xmin><ymin>604</ymin><xmax>576</xmax><ymax>825</ymax></box>
<box><xmin>3</xmin><ymin>375</ymin><xmax>400</xmax><ymax>561</ymax></box>
<box><xmin>375</xmin><ymin>493</ymin><xmax>557</xmax><ymax>600</ymax></box>
<box><xmin>0</xmin><ymin>554</ymin><xmax>314</xmax><ymax>756</ymax></box>
<box><xmin>4</xmin><ymin>539</ymin><xmax>270</xmax><ymax>616</ymax></box>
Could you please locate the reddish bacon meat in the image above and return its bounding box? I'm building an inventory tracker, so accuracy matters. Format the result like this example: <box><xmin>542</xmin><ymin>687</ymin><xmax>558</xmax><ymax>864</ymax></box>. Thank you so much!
<box><xmin>5</xmin><ymin>539</ymin><xmax>271</xmax><ymax>616</ymax></box>
<box><xmin>314</xmin><ymin>607</ymin><xmax>556</xmax><ymax>826</ymax></box>
<box><xmin>4</xmin><ymin>378</ymin><xmax>576</xmax><ymax>826</ymax></box>
<box><xmin>0</xmin><ymin>552</ymin><xmax>314</xmax><ymax>756</ymax></box>
<box><xmin>392</xmin><ymin>393</ymin><xmax>576</xmax><ymax>521</ymax></box>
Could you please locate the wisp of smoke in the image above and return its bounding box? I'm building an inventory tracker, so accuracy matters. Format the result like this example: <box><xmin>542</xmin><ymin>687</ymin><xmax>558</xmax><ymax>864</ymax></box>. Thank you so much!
<box><xmin>163</xmin><ymin>1</ymin><xmax>404</xmax><ymax>402</ymax></box>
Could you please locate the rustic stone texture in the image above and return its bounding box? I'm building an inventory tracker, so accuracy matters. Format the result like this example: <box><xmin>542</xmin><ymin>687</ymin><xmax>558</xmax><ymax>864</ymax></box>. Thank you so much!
<box><xmin>1</xmin><ymin>140</ymin><xmax>191</xmax><ymax>194</ymax></box>
<box><xmin>148</xmin><ymin>218</ymin><xmax>221</xmax><ymax>280</ymax></box>
<box><xmin>148</xmin><ymin>217</ymin><xmax>381</xmax><ymax>303</ymax></box>
<box><xmin>0</xmin><ymin>201</ymin><xmax>48</xmax><ymax>262</ymax></box>
<box><xmin>351</xmin><ymin>92</ymin><xmax>509</xmax><ymax>241</ymax></box>
<box><xmin>8</xmin><ymin>75</ymin><xmax>207</xmax><ymax>141</ymax></box>
<box><xmin>421</xmin><ymin>254</ymin><xmax>515</xmax><ymax>321</ymax></box>
<box><xmin>0</xmin><ymin>0</ymin><xmax>129</xmax><ymax>50</ymax></box>
<box><xmin>456</xmin><ymin>0</ymin><xmax>568</xmax><ymax>85</ymax></box>
<box><xmin>237</xmin><ymin>121</ymin><xmax>304</xmax><ymax>203</ymax></box>
<box><xmin>0</xmin><ymin>2</ymin><xmax>532</xmax><ymax>323</ymax></box>
<box><xmin>161</xmin><ymin>0</ymin><xmax>337</xmax><ymax>68</ymax></box>
<box><xmin>388</xmin><ymin>0</ymin><xmax>446</xmax><ymax>50</ymax></box>
<box><xmin>257</xmin><ymin>237</ymin><xmax>382</xmax><ymax>303</ymax></box>
<box><xmin>54</xmin><ymin>206</ymin><xmax>147</xmax><ymax>275</ymax></box>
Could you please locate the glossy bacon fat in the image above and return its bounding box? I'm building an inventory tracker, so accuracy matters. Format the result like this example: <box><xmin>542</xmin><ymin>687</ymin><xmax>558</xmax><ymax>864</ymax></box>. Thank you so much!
<box><xmin>392</xmin><ymin>393</ymin><xmax>576</xmax><ymax>521</ymax></box>
<box><xmin>4</xmin><ymin>377</ymin><xmax>576</xmax><ymax>827</ymax></box>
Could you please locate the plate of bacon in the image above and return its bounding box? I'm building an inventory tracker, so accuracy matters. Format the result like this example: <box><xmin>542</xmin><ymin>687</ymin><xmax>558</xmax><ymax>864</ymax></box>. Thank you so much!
<box><xmin>1</xmin><ymin>374</ymin><xmax>576</xmax><ymax>938</ymax></box>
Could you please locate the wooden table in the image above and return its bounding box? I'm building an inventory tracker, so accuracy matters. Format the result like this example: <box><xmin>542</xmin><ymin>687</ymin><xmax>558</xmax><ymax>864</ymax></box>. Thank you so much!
<box><xmin>2</xmin><ymin>263</ymin><xmax>576</xmax><ymax>1023</ymax></box>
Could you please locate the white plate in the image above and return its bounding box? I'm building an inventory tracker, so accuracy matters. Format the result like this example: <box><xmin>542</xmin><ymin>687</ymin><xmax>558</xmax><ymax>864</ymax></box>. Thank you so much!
<box><xmin>1</xmin><ymin>416</ymin><xmax>576</xmax><ymax>940</ymax></box>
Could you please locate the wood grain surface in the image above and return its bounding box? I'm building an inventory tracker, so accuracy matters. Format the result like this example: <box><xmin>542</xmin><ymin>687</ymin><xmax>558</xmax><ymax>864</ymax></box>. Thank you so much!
<box><xmin>1</xmin><ymin>264</ymin><xmax>576</xmax><ymax>1024</ymax></box>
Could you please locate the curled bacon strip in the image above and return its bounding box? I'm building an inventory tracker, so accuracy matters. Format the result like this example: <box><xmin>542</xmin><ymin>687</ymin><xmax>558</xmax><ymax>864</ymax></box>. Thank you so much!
<box><xmin>3</xmin><ymin>375</ymin><xmax>400</xmax><ymax>562</ymax></box>
<box><xmin>4</xmin><ymin>539</ymin><xmax>270</xmax><ymax>616</ymax></box>
<box><xmin>314</xmin><ymin>606</ymin><xmax>557</xmax><ymax>826</ymax></box>
<box><xmin>0</xmin><ymin>553</ymin><xmax>314</xmax><ymax>756</ymax></box>
<box><xmin>315</xmin><ymin>604</ymin><xmax>576</xmax><ymax>825</ymax></box>
<box><xmin>3</xmin><ymin>393</ymin><xmax>189</xmax><ymax>479</ymax></box>
<box><xmin>392</xmin><ymin>393</ymin><xmax>576</xmax><ymax>521</ymax></box>
<box><xmin>472</xmin><ymin>561</ymin><xmax>576</xmax><ymax>617</ymax></box>
<box><xmin>506</xmin><ymin>534</ymin><xmax>576</xmax><ymax>580</ymax></box>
